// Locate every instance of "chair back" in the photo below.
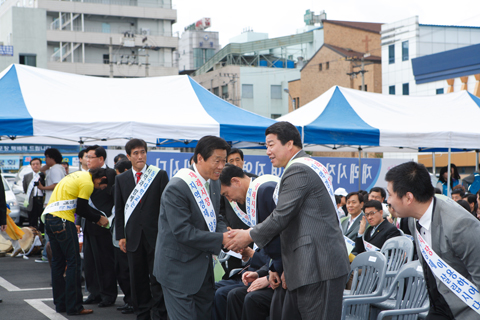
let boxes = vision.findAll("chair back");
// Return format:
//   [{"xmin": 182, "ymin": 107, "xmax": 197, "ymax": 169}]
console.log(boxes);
[
  {"xmin": 344, "ymin": 251, "xmax": 387, "ymax": 319},
  {"xmin": 380, "ymin": 236, "xmax": 414, "ymax": 292}
]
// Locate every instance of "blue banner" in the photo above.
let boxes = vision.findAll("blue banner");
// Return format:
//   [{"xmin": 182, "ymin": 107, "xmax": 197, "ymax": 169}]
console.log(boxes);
[
  {"xmin": 147, "ymin": 151, "xmax": 408, "ymax": 193},
  {"xmin": 0, "ymin": 156, "xmax": 20, "ymax": 170},
  {"xmin": 0, "ymin": 144, "xmax": 80, "ymax": 154}
]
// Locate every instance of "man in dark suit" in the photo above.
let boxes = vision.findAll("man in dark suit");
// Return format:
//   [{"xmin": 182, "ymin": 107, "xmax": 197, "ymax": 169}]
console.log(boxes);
[
  {"xmin": 115, "ymin": 139, "xmax": 169, "ymax": 320},
  {"xmin": 153, "ymin": 136, "xmax": 230, "ymax": 320},
  {"xmin": 220, "ymin": 164, "xmax": 283, "ymax": 320},
  {"xmin": 386, "ymin": 161, "xmax": 480, "ymax": 320},
  {"xmin": 81, "ymin": 145, "xmax": 118, "ymax": 307},
  {"xmin": 226, "ymin": 122, "xmax": 350, "ymax": 320},
  {"xmin": 355, "ymin": 200, "xmax": 401, "ymax": 254},
  {"xmin": 23, "ymin": 158, "xmax": 45, "ymax": 231},
  {"xmin": 219, "ymin": 148, "xmax": 258, "ymax": 278}
]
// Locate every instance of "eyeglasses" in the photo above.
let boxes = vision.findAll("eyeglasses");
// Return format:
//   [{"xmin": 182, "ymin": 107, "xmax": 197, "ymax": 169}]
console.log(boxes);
[
  {"xmin": 86, "ymin": 156, "xmax": 98, "ymax": 159},
  {"xmin": 364, "ymin": 210, "xmax": 379, "ymax": 217}
]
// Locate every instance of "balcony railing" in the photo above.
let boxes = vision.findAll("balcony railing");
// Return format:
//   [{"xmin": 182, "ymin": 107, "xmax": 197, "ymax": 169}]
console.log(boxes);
[
  {"xmin": 50, "ymin": 21, "xmax": 172, "ymax": 37},
  {"xmin": 51, "ymin": 0, "xmax": 172, "ymax": 9}
]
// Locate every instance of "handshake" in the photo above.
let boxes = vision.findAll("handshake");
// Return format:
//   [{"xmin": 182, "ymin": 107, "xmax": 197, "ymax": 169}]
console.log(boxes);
[{"xmin": 222, "ymin": 228, "xmax": 254, "ymax": 253}]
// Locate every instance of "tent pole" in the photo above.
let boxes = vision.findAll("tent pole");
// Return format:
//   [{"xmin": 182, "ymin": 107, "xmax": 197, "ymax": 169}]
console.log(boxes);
[
  {"xmin": 447, "ymin": 148, "xmax": 451, "ymax": 198},
  {"xmin": 476, "ymin": 150, "xmax": 479, "ymax": 172},
  {"xmin": 432, "ymin": 152, "xmax": 436, "ymax": 175},
  {"xmin": 358, "ymin": 147, "xmax": 362, "ymax": 191}
]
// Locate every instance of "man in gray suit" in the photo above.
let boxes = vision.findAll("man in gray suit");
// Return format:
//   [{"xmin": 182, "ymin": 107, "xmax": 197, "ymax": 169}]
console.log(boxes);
[
  {"xmin": 226, "ymin": 122, "xmax": 350, "ymax": 320},
  {"xmin": 154, "ymin": 136, "xmax": 230, "ymax": 320},
  {"xmin": 386, "ymin": 161, "xmax": 480, "ymax": 320},
  {"xmin": 341, "ymin": 192, "xmax": 365, "ymax": 241}
]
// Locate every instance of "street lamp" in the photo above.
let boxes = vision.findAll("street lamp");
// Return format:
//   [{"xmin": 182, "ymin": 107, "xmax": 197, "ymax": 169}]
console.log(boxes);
[{"xmin": 284, "ymin": 88, "xmax": 295, "ymax": 110}]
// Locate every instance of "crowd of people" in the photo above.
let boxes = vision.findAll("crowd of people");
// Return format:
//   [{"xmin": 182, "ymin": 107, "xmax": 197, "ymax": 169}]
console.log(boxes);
[{"xmin": 2, "ymin": 121, "xmax": 480, "ymax": 319}]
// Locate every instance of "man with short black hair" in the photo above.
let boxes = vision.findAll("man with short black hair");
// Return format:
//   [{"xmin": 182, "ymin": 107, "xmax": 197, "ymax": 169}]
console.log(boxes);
[
  {"xmin": 451, "ymin": 188, "xmax": 465, "ymax": 201},
  {"xmin": 39, "ymin": 148, "xmax": 66, "ymax": 207},
  {"xmin": 226, "ymin": 122, "xmax": 350, "ymax": 320},
  {"xmin": 341, "ymin": 192, "xmax": 365, "ymax": 241},
  {"xmin": 386, "ymin": 161, "xmax": 480, "ymax": 319},
  {"xmin": 114, "ymin": 154, "xmax": 127, "ymax": 165},
  {"xmin": 82, "ymin": 145, "xmax": 118, "ymax": 308},
  {"xmin": 23, "ymin": 158, "xmax": 45, "ymax": 230},
  {"xmin": 227, "ymin": 148, "xmax": 246, "ymax": 170},
  {"xmin": 355, "ymin": 200, "xmax": 401, "ymax": 254},
  {"xmin": 43, "ymin": 168, "xmax": 109, "ymax": 316},
  {"xmin": 78, "ymin": 149, "xmax": 88, "ymax": 171},
  {"xmin": 154, "ymin": 135, "xmax": 230, "ymax": 320},
  {"xmin": 115, "ymin": 139, "xmax": 169, "ymax": 320}
]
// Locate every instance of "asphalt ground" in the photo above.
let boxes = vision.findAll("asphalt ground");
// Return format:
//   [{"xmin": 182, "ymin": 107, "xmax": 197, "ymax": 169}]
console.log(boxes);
[{"xmin": 0, "ymin": 252, "xmax": 136, "ymax": 320}]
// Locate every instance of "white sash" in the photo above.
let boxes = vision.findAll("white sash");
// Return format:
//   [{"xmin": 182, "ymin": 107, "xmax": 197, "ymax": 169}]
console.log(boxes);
[
  {"xmin": 230, "ymin": 175, "xmax": 280, "ymax": 228},
  {"xmin": 344, "ymin": 235, "xmax": 355, "ymax": 254},
  {"xmin": 417, "ymin": 230, "xmax": 480, "ymax": 313},
  {"xmin": 175, "ymin": 168, "xmax": 216, "ymax": 232},
  {"xmin": 272, "ymin": 157, "xmax": 336, "ymax": 211},
  {"xmin": 124, "ymin": 166, "xmax": 160, "ymax": 227},
  {"xmin": 24, "ymin": 173, "xmax": 41, "ymax": 207},
  {"xmin": 41, "ymin": 199, "xmax": 77, "ymax": 223},
  {"xmin": 363, "ymin": 239, "xmax": 380, "ymax": 252},
  {"xmin": 88, "ymin": 198, "xmax": 115, "ymax": 229}
]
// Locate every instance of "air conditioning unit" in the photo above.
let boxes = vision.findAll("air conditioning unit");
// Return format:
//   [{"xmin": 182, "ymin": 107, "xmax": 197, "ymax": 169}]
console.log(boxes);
[{"xmin": 140, "ymin": 28, "xmax": 150, "ymax": 36}]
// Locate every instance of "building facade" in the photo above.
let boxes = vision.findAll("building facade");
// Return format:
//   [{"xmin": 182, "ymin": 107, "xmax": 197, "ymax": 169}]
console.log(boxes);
[
  {"xmin": 381, "ymin": 16, "xmax": 480, "ymax": 96},
  {"xmin": 0, "ymin": 0, "xmax": 178, "ymax": 77}
]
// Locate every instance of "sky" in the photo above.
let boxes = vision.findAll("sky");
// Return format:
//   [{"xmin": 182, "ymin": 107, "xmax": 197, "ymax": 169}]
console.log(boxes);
[{"xmin": 172, "ymin": 0, "xmax": 480, "ymax": 46}]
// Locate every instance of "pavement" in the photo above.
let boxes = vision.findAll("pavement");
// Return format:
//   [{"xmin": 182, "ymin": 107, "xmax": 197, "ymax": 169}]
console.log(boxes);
[{"xmin": 0, "ymin": 252, "xmax": 136, "ymax": 320}]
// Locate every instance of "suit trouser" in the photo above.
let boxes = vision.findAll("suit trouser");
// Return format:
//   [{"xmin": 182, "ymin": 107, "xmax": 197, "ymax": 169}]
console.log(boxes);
[
  {"xmin": 28, "ymin": 197, "xmax": 44, "ymax": 232},
  {"xmin": 162, "ymin": 265, "xmax": 215, "ymax": 320},
  {"xmin": 212, "ymin": 279, "xmax": 243, "ymax": 320},
  {"xmin": 226, "ymin": 286, "xmax": 273, "ymax": 320},
  {"xmin": 114, "ymin": 246, "xmax": 132, "ymax": 305},
  {"xmin": 127, "ymin": 232, "xmax": 167, "ymax": 320},
  {"xmin": 83, "ymin": 231, "xmax": 118, "ymax": 302},
  {"xmin": 282, "ymin": 274, "xmax": 348, "ymax": 320}
]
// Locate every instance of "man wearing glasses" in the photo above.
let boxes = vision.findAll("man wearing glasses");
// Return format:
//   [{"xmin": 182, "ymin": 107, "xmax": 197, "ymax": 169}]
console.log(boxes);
[{"xmin": 355, "ymin": 200, "xmax": 401, "ymax": 254}]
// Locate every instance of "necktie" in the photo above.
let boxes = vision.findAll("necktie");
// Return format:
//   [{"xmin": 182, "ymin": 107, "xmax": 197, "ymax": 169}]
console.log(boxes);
[
  {"xmin": 136, "ymin": 172, "xmax": 142, "ymax": 184},
  {"xmin": 204, "ymin": 181, "xmax": 210, "ymax": 195}
]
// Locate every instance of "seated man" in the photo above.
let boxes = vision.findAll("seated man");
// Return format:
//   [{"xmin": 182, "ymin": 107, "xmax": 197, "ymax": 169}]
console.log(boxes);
[
  {"xmin": 355, "ymin": 200, "xmax": 401, "ymax": 253},
  {"xmin": 341, "ymin": 192, "xmax": 365, "ymax": 241}
]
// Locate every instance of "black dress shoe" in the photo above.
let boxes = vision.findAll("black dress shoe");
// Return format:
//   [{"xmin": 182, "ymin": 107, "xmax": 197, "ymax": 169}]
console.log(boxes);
[
  {"xmin": 121, "ymin": 305, "xmax": 134, "ymax": 314},
  {"xmin": 116, "ymin": 303, "xmax": 129, "ymax": 311},
  {"xmin": 67, "ymin": 308, "xmax": 94, "ymax": 315},
  {"xmin": 98, "ymin": 300, "xmax": 115, "ymax": 308},
  {"xmin": 83, "ymin": 296, "xmax": 101, "ymax": 304}
]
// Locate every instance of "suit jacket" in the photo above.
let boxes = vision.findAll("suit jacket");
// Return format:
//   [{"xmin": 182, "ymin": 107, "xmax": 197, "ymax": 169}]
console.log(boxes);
[
  {"xmin": 220, "ymin": 171, "xmax": 258, "ymax": 230},
  {"xmin": 23, "ymin": 172, "xmax": 44, "ymax": 211},
  {"xmin": 84, "ymin": 167, "xmax": 117, "ymax": 236},
  {"xmin": 355, "ymin": 219, "xmax": 401, "ymax": 254},
  {"xmin": 250, "ymin": 151, "xmax": 350, "ymax": 291},
  {"xmin": 153, "ymin": 166, "xmax": 227, "ymax": 295},
  {"xmin": 114, "ymin": 166, "xmax": 169, "ymax": 252},
  {"xmin": 341, "ymin": 213, "xmax": 365, "ymax": 241},
  {"xmin": 410, "ymin": 195, "xmax": 480, "ymax": 319}
]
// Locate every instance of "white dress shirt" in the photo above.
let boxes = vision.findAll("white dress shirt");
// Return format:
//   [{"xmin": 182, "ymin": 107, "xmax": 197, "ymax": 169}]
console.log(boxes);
[
  {"xmin": 132, "ymin": 164, "xmax": 147, "ymax": 184},
  {"xmin": 417, "ymin": 198, "xmax": 434, "ymax": 245}
]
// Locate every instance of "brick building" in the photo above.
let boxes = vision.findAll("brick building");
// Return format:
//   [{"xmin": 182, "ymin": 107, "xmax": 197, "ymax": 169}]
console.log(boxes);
[{"xmin": 288, "ymin": 20, "xmax": 383, "ymax": 111}]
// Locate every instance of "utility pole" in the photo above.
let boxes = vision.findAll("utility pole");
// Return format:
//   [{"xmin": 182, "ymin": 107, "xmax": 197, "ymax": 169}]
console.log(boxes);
[
  {"xmin": 109, "ymin": 37, "xmax": 113, "ymax": 78},
  {"xmin": 346, "ymin": 53, "xmax": 369, "ymax": 91},
  {"xmin": 145, "ymin": 47, "xmax": 149, "ymax": 77}
]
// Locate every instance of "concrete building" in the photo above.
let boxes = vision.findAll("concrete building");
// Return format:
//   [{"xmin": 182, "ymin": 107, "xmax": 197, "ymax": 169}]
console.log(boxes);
[
  {"xmin": 288, "ymin": 20, "xmax": 383, "ymax": 111},
  {"xmin": 191, "ymin": 10, "xmax": 326, "ymax": 119},
  {"xmin": 381, "ymin": 16, "xmax": 480, "ymax": 96},
  {"xmin": 0, "ymin": 0, "xmax": 178, "ymax": 77},
  {"xmin": 177, "ymin": 18, "xmax": 220, "ymax": 74}
]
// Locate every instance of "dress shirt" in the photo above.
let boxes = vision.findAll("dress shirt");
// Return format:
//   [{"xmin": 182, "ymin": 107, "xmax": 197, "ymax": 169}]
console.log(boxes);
[
  {"xmin": 347, "ymin": 213, "xmax": 362, "ymax": 231},
  {"xmin": 416, "ymin": 198, "xmax": 434, "ymax": 245},
  {"xmin": 132, "ymin": 164, "xmax": 147, "ymax": 184}
]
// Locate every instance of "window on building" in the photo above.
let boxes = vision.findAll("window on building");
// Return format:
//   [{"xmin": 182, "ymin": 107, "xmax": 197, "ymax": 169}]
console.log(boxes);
[
  {"xmin": 358, "ymin": 85, "xmax": 368, "ymax": 91},
  {"xmin": 326, "ymin": 62, "xmax": 329, "ymax": 69},
  {"xmin": 102, "ymin": 23, "xmax": 110, "ymax": 33},
  {"xmin": 271, "ymin": 85, "xmax": 282, "ymax": 99},
  {"xmin": 213, "ymin": 87, "xmax": 219, "ymax": 96},
  {"xmin": 389, "ymin": 44, "xmax": 395, "ymax": 64},
  {"xmin": 103, "ymin": 54, "xmax": 109, "ymax": 64},
  {"xmin": 319, "ymin": 63, "xmax": 322, "ymax": 71},
  {"xmin": 271, "ymin": 114, "xmax": 282, "ymax": 119},
  {"xmin": 222, "ymin": 85, "xmax": 228, "ymax": 99},
  {"xmin": 242, "ymin": 84, "xmax": 253, "ymax": 99},
  {"xmin": 403, "ymin": 83, "xmax": 409, "ymax": 95},
  {"xmin": 193, "ymin": 48, "xmax": 215, "ymax": 69},
  {"xmin": 19, "ymin": 54, "xmax": 36, "ymax": 67},
  {"xmin": 436, "ymin": 88, "xmax": 444, "ymax": 94},
  {"xmin": 402, "ymin": 41, "xmax": 409, "ymax": 61},
  {"xmin": 389, "ymin": 85, "xmax": 395, "ymax": 95},
  {"xmin": 296, "ymin": 97, "xmax": 300, "ymax": 109}
]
